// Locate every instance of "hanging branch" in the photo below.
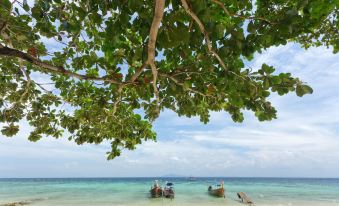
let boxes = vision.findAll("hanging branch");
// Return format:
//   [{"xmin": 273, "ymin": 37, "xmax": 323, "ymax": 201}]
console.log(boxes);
[{"xmin": 146, "ymin": 0, "xmax": 166, "ymax": 118}]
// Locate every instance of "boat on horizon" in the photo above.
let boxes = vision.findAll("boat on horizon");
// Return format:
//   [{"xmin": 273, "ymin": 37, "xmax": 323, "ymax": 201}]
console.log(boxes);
[
  {"xmin": 150, "ymin": 180, "xmax": 163, "ymax": 198},
  {"xmin": 163, "ymin": 181, "xmax": 175, "ymax": 199},
  {"xmin": 208, "ymin": 181, "xmax": 225, "ymax": 198},
  {"xmin": 187, "ymin": 176, "xmax": 197, "ymax": 181}
]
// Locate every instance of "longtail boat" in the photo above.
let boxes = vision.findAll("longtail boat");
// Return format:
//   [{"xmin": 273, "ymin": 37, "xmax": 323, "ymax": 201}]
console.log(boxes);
[
  {"xmin": 150, "ymin": 180, "xmax": 163, "ymax": 198},
  {"xmin": 208, "ymin": 181, "xmax": 225, "ymax": 198},
  {"xmin": 163, "ymin": 182, "xmax": 175, "ymax": 199}
]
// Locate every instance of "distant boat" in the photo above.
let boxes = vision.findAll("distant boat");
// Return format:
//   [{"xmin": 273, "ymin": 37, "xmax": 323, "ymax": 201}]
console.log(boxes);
[
  {"xmin": 208, "ymin": 181, "xmax": 225, "ymax": 198},
  {"xmin": 163, "ymin": 182, "xmax": 175, "ymax": 199},
  {"xmin": 187, "ymin": 176, "xmax": 197, "ymax": 181},
  {"xmin": 150, "ymin": 180, "xmax": 163, "ymax": 198}
]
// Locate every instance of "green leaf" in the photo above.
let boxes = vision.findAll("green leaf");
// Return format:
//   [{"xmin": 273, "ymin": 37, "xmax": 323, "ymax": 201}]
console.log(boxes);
[
  {"xmin": 296, "ymin": 84, "xmax": 313, "ymax": 97},
  {"xmin": 23, "ymin": 0, "xmax": 30, "ymax": 11},
  {"xmin": 215, "ymin": 24, "xmax": 225, "ymax": 39},
  {"xmin": 1, "ymin": 124, "xmax": 19, "ymax": 137},
  {"xmin": 262, "ymin": 64, "xmax": 275, "ymax": 74},
  {"xmin": 247, "ymin": 21, "xmax": 256, "ymax": 33},
  {"xmin": 28, "ymin": 132, "xmax": 42, "ymax": 142}
]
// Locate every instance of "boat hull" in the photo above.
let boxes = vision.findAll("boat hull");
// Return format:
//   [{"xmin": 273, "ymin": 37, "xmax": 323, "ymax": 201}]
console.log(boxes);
[
  {"xmin": 208, "ymin": 187, "xmax": 225, "ymax": 197},
  {"xmin": 150, "ymin": 187, "xmax": 163, "ymax": 198},
  {"xmin": 163, "ymin": 188, "xmax": 175, "ymax": 199}
]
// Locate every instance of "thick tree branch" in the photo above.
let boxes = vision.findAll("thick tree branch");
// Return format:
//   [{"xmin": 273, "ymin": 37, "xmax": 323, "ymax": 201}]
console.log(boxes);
[
  {"xmin": 180, "ymin": 0, "xmax": 228, "ymax": 71},
  {"xmin": 211, "ymin": 0, "xmax": 274, "ymax": 24},
  {"xmin": 147, "ymin": 0, "xmax": 166, "ymax": 117},
  {"xmin": 0, "ymin": 46, "xmax": 122, "ymax": 85}
]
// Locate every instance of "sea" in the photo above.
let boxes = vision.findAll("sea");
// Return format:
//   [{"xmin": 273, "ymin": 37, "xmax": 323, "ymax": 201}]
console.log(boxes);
[{"xmin": 1, "ymin": 177, "xmax": 339, "ymax": 206}]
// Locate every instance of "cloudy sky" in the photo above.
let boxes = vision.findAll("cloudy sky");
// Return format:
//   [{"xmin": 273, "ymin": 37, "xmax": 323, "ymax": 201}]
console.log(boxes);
[{"xmin": 1, "ymin": 43, "xmax": 339, "ymax": 178}]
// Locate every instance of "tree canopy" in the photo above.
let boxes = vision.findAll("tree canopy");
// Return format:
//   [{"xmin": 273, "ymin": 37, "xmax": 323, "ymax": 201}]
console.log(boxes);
[{"xmin": 0, "ymin": 0, "xmax": 338, "ymax": 159}]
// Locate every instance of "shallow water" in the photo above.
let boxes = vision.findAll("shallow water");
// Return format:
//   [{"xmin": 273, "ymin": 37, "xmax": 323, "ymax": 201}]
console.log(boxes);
[{"xmin": 1, "ymin": 178, "xmax": 339, "ymax": 205}]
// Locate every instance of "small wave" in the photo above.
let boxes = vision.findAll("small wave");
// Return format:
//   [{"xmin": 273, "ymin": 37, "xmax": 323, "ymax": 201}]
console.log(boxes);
[
  {"xmin": 0, "ymin": 201, "xmax": 31, "ymax": 206},
  {"xmin": 0, "ymin": 197, "xmax": 48, "ymax": 206},
  {"xmin": 30, "ymin": 197, "xmax": 49, "ymax": 201}
]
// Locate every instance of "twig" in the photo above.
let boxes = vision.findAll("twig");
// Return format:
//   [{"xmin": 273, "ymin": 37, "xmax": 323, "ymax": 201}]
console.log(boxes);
[
  {"xmin": 211, "ymin": 0, "xmax": 274, "ymax": 24},
  {"xmin": 112, "ymin": 84, "xmax": 123, "ymax": 115},
  {"xmin": 19, "ymin": 66, "xmax": 31, "ymax": 103},
  {"xmin": 129, "ymin": 62, "xmax": 148, "ymax": 82},
  {"xmin": 159, "ymin": 73, "xmax": 210, "ymax": 97}
]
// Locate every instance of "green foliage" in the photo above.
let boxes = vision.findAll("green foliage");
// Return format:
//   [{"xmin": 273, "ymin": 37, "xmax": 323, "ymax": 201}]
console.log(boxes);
[
  {"xmin": 1, "ymin": 123, "xmax": 19, "ymax": 137},
  {"xmin": 0, "ymin": 0, "xmax": 337, "ymax": 159}
]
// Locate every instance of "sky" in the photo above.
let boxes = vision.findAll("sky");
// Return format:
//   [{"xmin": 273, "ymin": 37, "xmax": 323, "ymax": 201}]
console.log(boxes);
[{"xmin": 1, "ymin": 43, "xmax": 339, "ymax": 178}]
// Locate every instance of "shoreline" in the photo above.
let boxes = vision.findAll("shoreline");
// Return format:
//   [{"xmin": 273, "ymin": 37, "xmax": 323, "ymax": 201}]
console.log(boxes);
[{"xmin": 1, "ymin": 178, "xmax": 339, "ymax": 206}]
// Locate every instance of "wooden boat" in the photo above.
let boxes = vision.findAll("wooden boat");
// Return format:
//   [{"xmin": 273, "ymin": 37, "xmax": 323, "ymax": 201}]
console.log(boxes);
[
  {"xmin": 150, "ymin": 180, "xmax": 163, "ymax": 198},
  {"xmin": 163, "ymin": 182, "xmax": 175, "ymax": 199},
  {"xmin": 208, "ymin": 181, "xmax": 225, "ymax": 198}
]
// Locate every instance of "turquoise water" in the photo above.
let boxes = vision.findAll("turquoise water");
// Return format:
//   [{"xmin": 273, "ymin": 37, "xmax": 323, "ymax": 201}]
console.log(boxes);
[{"xmin": 1, "ymin": 178, "xmax": 339, "ymax": 206}]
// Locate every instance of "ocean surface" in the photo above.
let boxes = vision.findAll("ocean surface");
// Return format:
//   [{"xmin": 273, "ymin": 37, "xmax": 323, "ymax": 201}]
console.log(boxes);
[{"xmin": 1, "ymin": 177, "xmax": 339, "ymax": 206}]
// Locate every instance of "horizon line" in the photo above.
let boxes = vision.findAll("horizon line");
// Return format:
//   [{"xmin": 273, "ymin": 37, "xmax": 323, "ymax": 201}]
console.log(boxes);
[{"xmin": 1, "ymin": 176, "xmax": 339, "ymax": 179}]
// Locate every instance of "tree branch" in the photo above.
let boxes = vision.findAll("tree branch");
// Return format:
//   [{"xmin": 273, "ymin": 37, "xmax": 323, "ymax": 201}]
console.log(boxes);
[
  {"xmin": 0, "ymin": 21, "xmax": 7, "ymax": 34},
  {"xmin": 180, "ymin": 0, "xmax": 228, "ymax": 71},
  {"xmin": 159, "ymin": 73, "xmax": 210, "ymax": 97},
  {"xmin": 147, "ymin": 0, "xmax": 166, "ymax": 117},
  {"xmin": 0, "ymin": 46, "xmax": 122, "ymax": 85},
  {"xmin": 129, "ymin": 62, "xmax": 147, "ymax": 83},
  {"xmin": 2, "ymin": 33, "xmax": 32, "ymax": 108}
]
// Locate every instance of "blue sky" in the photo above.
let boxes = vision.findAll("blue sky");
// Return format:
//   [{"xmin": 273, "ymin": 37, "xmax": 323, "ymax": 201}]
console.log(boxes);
[{"xmin": 1, "ymin": 43, "xmax": 339, "ymax": 178}]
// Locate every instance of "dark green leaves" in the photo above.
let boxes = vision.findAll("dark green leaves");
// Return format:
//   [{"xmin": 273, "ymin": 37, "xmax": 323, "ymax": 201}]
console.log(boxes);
[{"xmin": 0, "ymin": 0, "xmax": 12, "ymax": 11}]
